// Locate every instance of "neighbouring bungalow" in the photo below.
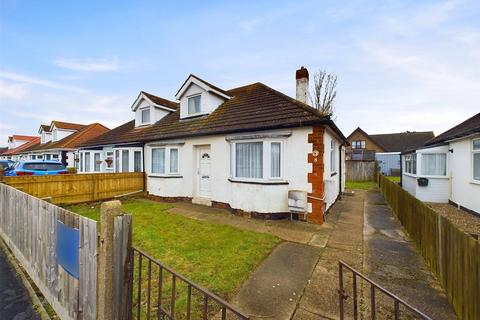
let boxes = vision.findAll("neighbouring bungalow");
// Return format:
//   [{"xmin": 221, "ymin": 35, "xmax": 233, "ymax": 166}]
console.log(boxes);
[
  {"xmin": 401, "ymin": 112, "xmax": 480, "ymax": 215},
  {"xmin": 19, "ymin": 121, "xmax": 110, "ymax": 167},
  {"xmin": 346, "ymin": 127, "xmax": 434, "ymax": 176},
  {"xmin": 0, "ymin": 135, "xmax": 40, "ymax": 161},
  {"xmin": 78, "ymin": 67, "xmax": 348, "ymax": 224}
]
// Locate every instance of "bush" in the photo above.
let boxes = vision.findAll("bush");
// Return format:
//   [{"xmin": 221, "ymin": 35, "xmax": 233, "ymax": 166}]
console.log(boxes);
[{"xmin": 67, "ymin": 167, "xmax": 77, "ymax": 174}]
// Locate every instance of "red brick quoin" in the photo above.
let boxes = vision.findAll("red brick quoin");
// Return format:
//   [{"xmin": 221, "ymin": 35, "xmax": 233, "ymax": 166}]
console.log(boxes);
[{"xmin": 307, "ymin": 125, "xmax": 325, "ymax": 224}]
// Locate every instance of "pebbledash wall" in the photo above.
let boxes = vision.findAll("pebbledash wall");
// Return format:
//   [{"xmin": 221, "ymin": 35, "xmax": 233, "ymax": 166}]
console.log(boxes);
[{"xmin": 145, "ymin": 126, "xmax": 344, "ymax": 220}]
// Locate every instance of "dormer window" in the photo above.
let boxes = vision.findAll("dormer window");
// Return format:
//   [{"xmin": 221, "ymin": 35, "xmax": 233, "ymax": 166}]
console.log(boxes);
[
  {"xmin": 188, "ymin": 95, "xmax": 201, "ymax": 115},
  {"xmin": 141, "ymin": 108, "xmax": 151, "ymax": 124}
]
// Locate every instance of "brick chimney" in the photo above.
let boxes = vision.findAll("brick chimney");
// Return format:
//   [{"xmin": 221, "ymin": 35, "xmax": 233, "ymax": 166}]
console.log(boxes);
[{"xmin": 296, "ymin": 66, "xmax": 309, "ymax": 104}]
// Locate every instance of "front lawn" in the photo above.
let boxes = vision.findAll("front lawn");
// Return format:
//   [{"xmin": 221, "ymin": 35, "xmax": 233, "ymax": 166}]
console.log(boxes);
[
  {"xmin": 345, "ymin": 180, "xmax": 377, "ymax": 190},
  {"xmin": 68, "ymin": 198, "xmax": 280, "ymax": 318}
]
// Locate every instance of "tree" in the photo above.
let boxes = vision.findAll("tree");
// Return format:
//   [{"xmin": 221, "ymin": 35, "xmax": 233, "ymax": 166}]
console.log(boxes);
[{"xmin": 310, "ymin": 70, "xmax": 337, "ymax": 117}]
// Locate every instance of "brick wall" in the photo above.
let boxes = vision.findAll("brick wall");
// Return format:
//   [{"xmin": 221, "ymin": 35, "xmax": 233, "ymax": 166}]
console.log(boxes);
[{"xmin": 307, "ymin": 125, "xmax": 325, "ymax": 224}]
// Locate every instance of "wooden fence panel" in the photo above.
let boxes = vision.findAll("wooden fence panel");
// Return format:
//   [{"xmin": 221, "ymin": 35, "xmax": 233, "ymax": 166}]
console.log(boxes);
[
  {"xmin": 346, "ymin": 160, "xmax": 376, "ymax": 181},
  {"xmin": 2, "ymin": 172, "xmax": 144, "ymax": 205},
  {"xmin": 377, "ymin": 174, "xmax": 480, "ymax": 320},
  {"xmin": 0, "ymin": 183, "xmax": 98, "ymax": 320}
]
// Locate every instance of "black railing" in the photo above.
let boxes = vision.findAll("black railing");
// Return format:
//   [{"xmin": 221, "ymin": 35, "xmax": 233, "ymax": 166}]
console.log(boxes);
[
  {"xmin": 131, "ymin": 247, "xmax": 250, "ymax": 320},
  {"xmin": 338, "ymin": 260, "xmax": 432, "ymax": 320}
]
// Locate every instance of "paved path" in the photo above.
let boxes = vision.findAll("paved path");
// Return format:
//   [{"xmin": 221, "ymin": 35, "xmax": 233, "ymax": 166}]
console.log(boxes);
[
  {"xmin": 293, "ymin": 189, "xmax": 456, "ymax": 320},
  {"xmin": 233, "ymin": 242, "xmax": 320, "ymax": 320},
  {"xmin": 0, "ymin": 247, "xmax": 40, "ymax": 320}
]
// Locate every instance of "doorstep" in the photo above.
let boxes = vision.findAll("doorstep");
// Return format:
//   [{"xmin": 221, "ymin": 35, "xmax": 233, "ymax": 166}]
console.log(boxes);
[{"xmin": 192, "ymin": 197, "xmax": 212, "ymax": 206}]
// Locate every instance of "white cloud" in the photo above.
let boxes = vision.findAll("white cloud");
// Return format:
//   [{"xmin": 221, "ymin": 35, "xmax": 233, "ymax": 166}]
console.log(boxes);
[
  {"xmin": 0, "ymin": 71, "xmax": 88, "ymax": 93},
  {"xmin": 54, "ymin": 56, "xmax": 120, "ymax": 72},
  {"xmin": 0, "ymin": 79, "xmax": 28, "ymax": 100}
]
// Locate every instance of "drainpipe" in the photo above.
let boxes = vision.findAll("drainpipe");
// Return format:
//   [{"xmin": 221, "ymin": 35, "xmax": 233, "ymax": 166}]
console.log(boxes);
[
  {"xmin": 339, "ymin": 143, "xmax": 343, "ymax": 194},
  {"xmin": 399, "ymin": 154, "xmax": 403, "ymax": 187},
  {"xmin": 142, "ymin": 143, "xmax": 147, "ymax": 195}
]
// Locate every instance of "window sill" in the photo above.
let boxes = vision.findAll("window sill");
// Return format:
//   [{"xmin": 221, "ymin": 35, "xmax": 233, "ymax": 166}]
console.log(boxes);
[
  {"xmin": 470, "ymin": 180, "xmax": 480, "ymax": 186},
  {"xmin": 148, "ymin": 174, "xmax": 183, "ymax": 179},
  {"xmin": 228, "ymin": 178, "xmax": 288, "ymax": 185}
]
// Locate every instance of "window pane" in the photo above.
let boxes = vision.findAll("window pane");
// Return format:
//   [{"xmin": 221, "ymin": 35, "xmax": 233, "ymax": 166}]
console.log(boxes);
[
  {"xmin": 134, "ymin": 151, "xmax": 142, "ymax": 172},
  {"xmin": 94, "ymin": 153, "xmax": 101, "ymax": 172},
  {"xmin": 474, "ymin": 139, "xmax": 480, "ymax": 150},
  {"xmin": 421, "ymin": 154, "xmax": 446, "ymax": 176},
  {"xmin": 474, "ymin": 153, "xmax": 480, "ymax": 180},
  {"xmin": 271, "ymin": 143, "xmax": 281, "ymax": 177},
  {"xmin": 331, "ymin": 141, "xmax": 336, "ymax": 172},
  {"xmin": 122, "ymin": 150, "xmax": 129, "ymax": 172},
  {"xmin": 188, "ymin": 95, "xmax": 201, "ymax": 114},
  {"xmin": 85, "ymin": 152, "xmax": 90, "ymax": 172},
  {"xmin": 152, "ymin": 148, "xmax": 165, "ymax": 174},
  {"xmin": 412, "ymin": 154, "xmax": 417, "ymax": 175},
  {"xmin": 170, "ymin": 149, "xmax": 178, "ymax": 173},
  {"xmin": 141, "ymin": 109, "xmax": 150, "ymax": 123},
  {"xmin": 106, "ymin": 152, "xmax": 113, "ymax": 168},
  {"xmin": 115, "ymin": 150, "xmax": 120, "ymax": 172},
  {"xmin": 235, "ymin": 142, "xmax": 263, "ymax": 178}
]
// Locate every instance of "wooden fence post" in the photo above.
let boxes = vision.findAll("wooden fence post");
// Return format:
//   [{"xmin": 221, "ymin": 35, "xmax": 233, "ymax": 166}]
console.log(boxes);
[{"xmin": 97, "ymin": 200, "xmax": 133, "ymax": 320}]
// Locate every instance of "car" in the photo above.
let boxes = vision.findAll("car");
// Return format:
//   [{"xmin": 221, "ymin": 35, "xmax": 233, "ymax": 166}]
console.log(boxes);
[
  {"xmin": 3, "ymin": 160, "xmax": 68, "ymax": 176},
  {"xmin": 0, "ymin": 160, "xmax": 15, "ymax": 171}
]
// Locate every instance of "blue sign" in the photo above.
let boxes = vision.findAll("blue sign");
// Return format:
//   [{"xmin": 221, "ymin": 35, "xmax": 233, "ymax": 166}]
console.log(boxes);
[{"xmin": 56, "ymin": 220, "xmax": 79, "ymax": 279}]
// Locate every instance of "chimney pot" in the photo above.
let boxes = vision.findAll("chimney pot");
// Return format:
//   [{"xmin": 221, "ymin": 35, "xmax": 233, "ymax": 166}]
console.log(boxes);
[{"xmin": 296, "ymin": 66, "xmax": 309, "ymax": 104}]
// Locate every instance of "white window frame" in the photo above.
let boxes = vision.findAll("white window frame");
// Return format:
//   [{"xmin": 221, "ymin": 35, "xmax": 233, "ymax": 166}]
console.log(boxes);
[
  {"xmin": 105, "ymin": 151, "xmax": 114, "ymax": 170},
  {"xmin": 187, "ymin": 94, "xmax": 202, "ymax": 115},
  {"xmin": 420, "ymin": 153, "xmax": 447, "ymax": 177},
  {"xmin": 150, "ymin": 146, "xmax": 180, "ymax": 176},
  {"xmin": 472, "ymin": 138, "xmax": 480, "ymax": 183},
  {"xmin": 230, "ymin": 139, "xmax": 285, "ymax": 182},
  {"xmin": 330, "ymin": 139, "xmax": 337, "ymax": 173},
  {"xmin": 403, "ymin": 153, "xmax": 417, "ymax": 176},
  {"xmin": 140, "ymin": 107, "xmax": 151, "ymax": 125},
  {"xmin": 93, "ymin": 152, "xmax": 102, "ymax": 172},
  {"xmin": 113, "ymin": 147, "xmax": 143, "ymax": 173}
]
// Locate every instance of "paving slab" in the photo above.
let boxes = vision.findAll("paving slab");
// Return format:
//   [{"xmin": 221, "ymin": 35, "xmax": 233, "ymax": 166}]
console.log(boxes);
[
  {"xmin": 232, "ymin": 242, "xmax": 320, "ymax": 320},
  {"xmin": 363, "ymin": 190, "xmax": 457, "ymax": 320}
]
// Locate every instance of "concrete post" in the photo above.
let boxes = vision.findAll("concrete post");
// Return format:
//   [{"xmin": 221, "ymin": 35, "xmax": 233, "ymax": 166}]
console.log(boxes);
[{"xmin": 97, "ymin": 200, "xmax": 132, "ymax": 320}]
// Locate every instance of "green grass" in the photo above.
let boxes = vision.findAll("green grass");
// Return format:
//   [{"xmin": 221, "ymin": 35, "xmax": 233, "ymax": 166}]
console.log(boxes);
[
  {"xmin": 345, "ymin": 180, "xmax": 377, "ymax": 190},
  {"xmin": 386, "ymin": 176, "xmax": 400, "ymax": 183},
  {"xmin": 67, "ymin": 198, "xmax": 279, "ymax": 318}
]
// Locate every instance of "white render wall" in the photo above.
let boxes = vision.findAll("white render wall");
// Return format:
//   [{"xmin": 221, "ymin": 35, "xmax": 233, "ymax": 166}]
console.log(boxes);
[
  {"xmin": 134, "ymin": 99, "xmax": 171, "ymax": 127},
  {"xmin": 449, "ymin": 136, "xmax": 480, "ymax": 213},
  {"xmin": 401, "ymin": 145, "xmax": 450, "ymax": 203},
  {"xmin": 145, "ymin": 127, "xmax": 314, "ymax": 214},
  {"xmin": 323, "ymin": 128, "xmax": 344, "ymax": 211}
]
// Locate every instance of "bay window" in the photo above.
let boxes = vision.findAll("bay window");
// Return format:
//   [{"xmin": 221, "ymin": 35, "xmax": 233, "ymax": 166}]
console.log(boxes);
[
  {"xmin": 231, "ymin": 140, "xmax": 284, "ymax": 181},
  {"xmin": 421, "ymin": 153, "xmax": 446, "ymax": 176},
  {"xmin": 151, "ymin": 147, "xmax": 179, "ymax": 175},
  {"xmin": 473, "ymin": 139, "xmax": 480, "ymax": 181},
  {"xmin": 114, "ymin": 148, "xmax": 143, "ymax": 173}
]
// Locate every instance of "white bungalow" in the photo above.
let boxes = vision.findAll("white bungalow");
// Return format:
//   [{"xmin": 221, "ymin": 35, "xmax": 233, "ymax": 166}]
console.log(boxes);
[{"xmin": 401, "ymin": 112, "xmax": 480, "ymax": 215}]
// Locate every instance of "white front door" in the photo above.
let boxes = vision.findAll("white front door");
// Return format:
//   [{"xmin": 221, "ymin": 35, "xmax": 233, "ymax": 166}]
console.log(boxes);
[{"xmin": 198, "ymin": 147, "xmax": 212, "ymax": 198}]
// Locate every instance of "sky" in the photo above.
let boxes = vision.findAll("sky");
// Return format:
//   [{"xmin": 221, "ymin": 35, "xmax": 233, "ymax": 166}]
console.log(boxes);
[{"xmin": 0, "ymin": 0, "xmax": 479, "ymax": 145}]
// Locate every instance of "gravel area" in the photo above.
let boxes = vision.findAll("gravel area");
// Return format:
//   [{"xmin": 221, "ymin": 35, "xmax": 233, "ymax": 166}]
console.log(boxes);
[{"xmin": 427, "ymin": 203, "xmax": 480, "ymax": 236}]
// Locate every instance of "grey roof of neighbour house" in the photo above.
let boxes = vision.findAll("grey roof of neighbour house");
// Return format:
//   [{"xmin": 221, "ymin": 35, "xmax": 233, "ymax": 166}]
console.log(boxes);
[
  {"xmin": 370, "ymin": 131, "xmax": 435, "ymax": 153},
  {"xmin": 425, "ymin": 112, "xmax": 480, "ymax": 146}
]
